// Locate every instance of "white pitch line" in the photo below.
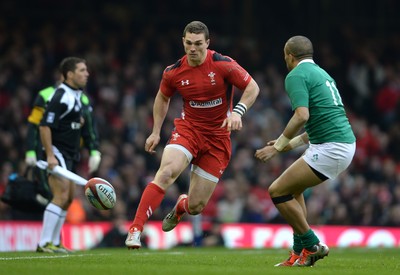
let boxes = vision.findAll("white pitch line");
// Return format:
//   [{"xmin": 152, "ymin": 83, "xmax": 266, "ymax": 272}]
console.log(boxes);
[
  {"xmin": 132, "ymin": 250, "xmax": 272, "ymax": 256},
  {"xmin": 135, "ymin": 251, "xmax": 184, "ymax": 256},
  {"xmin": 0, "ymin": 253, "xmax": 111, "ymax": 261}
]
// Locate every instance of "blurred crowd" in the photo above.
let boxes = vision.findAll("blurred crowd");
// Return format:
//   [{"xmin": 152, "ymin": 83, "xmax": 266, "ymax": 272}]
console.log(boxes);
[{"xmin": 1, "ymin": 1, "xmax": 400, "ymax": 229}]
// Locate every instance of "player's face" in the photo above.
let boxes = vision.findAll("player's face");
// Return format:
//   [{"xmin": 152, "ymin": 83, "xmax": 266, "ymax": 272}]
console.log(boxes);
[
  {"xmin": 182, "ymin": 32, "xmax": 209, "ymax": 66},
  {"xmin": 69, "ymin": 62, "xmax": 89, "ymax": 88}
]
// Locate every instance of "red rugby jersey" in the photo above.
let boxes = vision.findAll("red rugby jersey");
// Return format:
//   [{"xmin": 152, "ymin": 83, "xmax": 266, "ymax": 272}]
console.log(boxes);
[{"xmin": 160, "ymin": 49, "xmax": 252, "ymax": 134}]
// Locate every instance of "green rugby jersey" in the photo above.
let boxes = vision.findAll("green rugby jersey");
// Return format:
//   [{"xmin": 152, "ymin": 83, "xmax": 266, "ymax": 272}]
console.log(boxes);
[{"xmin": 285, "ymin": 60, "xmax": 356, "ymax": 144}]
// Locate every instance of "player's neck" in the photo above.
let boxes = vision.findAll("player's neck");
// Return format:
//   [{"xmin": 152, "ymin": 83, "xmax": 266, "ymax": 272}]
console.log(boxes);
[
  {"xmin": 63, "ymin": 81, "xmax": 81, "ymax": 91},
  {"xmin": 187, "ymin": 50, "xmax": 208, "ymax": 67}
]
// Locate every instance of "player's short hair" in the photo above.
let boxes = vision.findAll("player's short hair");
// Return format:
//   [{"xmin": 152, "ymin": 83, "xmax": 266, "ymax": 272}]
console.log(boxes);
[
  {"xmin": 59, "ymin": 57, "xmax": 86, "ymax": 79},
  {"xmin": 286, "ymin": 36, "xmax": 313, "ymax": 59},
  {"xmin": 183, "ymin": 21, "xmax": 209, "ymax": 40}
]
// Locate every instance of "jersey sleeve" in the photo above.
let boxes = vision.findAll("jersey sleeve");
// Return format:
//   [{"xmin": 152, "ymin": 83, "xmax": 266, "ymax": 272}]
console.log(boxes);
[
  {"xmin": 26, "ymin": 87, "xmax": 56, "ymax": 152},
  {"xmin": 219, "ymin": 60, "xmax": 252, "ymax": 91},
  {"xmin": 25, "ymin": 121, "xmax": 40, "ymax": 152},
  {"xmin": 159, "ymin": 68, "xmax": 175, "ymax": 97},
  {"xmin": 80, "ymin": 95, "xmax": 100, "ymax": 151},
  {"xmin": 27, "ymin": 93, "xmax": 47, "ymax": 125},
  {"xmin": 285, "ymin": 74, "xmax": 309, "ymax": 110}
]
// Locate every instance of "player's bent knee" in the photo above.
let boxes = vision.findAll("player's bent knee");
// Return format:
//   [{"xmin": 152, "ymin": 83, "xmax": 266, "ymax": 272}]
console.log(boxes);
[
  {"xmin": 268, "ymin": 183, "xmax": 282, "ymax": 197},
  {"xmin": 271, "ymin": 194, "xmax": 294, "ymax": 205},
  {"xmin": 188, "ymin": 202, "xmax": 206, "ymax": 215},
  {"xmin": 156, "ymin": 168, "xmax": 179, "ymax": 187},
  {"xmin": 188, "ymin": 206, "xmax": 202, "ymax": 215}
]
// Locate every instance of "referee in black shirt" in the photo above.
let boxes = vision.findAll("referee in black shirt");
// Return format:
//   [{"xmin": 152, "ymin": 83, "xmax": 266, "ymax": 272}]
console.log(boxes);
[{"xmin": 36, "ymin": 57, "xmax": 89, "ymax": 253}]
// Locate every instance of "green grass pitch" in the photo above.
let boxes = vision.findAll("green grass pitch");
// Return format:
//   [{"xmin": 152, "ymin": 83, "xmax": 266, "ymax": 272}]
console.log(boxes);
[{"xmin": 1, "ymin": 247, "xmax": 398, "ymax": 275}]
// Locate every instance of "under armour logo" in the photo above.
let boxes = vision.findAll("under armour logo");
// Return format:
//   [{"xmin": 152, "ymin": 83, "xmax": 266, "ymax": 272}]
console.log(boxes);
[
  {"xmin": 181, "ymin": 80, "xmax": 189, "ymax": 86},
  {"xmin": 312, "ymin": 154, "xmax": 319, "ymax": 161}
]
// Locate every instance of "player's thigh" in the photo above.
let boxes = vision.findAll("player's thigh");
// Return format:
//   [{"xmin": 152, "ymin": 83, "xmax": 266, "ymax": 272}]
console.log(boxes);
[
  {"xmin": 193, "ymin": 135, "xmax": 231, "ymax": 179},
  {"xmin": 154, "ymin": 146, "xmax": 190, "ymax": 186},
  {"xmin": 187, "ymin": 172, "xmax": 217, "ymax": 207},
  {"xmin": 67, "ymin": 180, "xmax": 75, "ymax": 201},
  {"xmin": 269, "ymin": 158, "xmax": 322, "ymax": 196},
  {"xmin": 48, "ymin": 175, "xmax": 70, "ymax": 196}
]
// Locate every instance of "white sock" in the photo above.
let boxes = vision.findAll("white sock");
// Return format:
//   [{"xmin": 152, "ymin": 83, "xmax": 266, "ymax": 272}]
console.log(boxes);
[
  {"xmin": 52, "ymin": 210, "xmax": 67, "ymax": 246},
  {"xmin": 39, "ymin": 203, "xmax": 63, "ymax": 247}
]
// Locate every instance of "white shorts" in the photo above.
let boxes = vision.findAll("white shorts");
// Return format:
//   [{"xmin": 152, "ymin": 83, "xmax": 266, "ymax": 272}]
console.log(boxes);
[{"xmin": 302, "ymin": 142, "xmax": 356, "ymax": 179}]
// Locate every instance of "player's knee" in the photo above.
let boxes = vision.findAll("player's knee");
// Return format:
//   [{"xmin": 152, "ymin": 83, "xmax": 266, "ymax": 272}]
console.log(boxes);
[
  {"xmin": 188, "ymin": 200, "xmax": 206, "ymax": 215},
  {"xmin": 156, "ymin": 168, "xmax": 178, "ymax": 186},
  {"xmin": 66, "ymin": 196, "xmax": 74, "ymax": 205},
  {"xmin": 268, "ymin": 183, "xmax": 287, "ymax": 198},
  {"xmin": 268, "ymin": 181, "xmax": 294, "ymax": 204},
  {"xmin": 60, "ymin": 199, "xmax": 73, "ymax": 210}
]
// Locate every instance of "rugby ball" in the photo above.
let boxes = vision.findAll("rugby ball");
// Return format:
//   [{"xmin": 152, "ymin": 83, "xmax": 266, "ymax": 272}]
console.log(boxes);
[{"xmin": 84, "ymin": 177, "xmax": 116, "ymax": 210}]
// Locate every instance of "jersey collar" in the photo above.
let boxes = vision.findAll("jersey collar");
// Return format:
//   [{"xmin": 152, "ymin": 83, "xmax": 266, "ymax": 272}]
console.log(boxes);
[{"xmin": 297, "ymin": 59, "xmax": 315, "ymax": 66}]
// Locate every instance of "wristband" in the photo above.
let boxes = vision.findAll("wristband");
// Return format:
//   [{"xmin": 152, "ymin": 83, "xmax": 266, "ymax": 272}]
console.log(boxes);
[
  {"xmin": 288, "ymin": 135, "xmax": 306, "ymax": 149},
  {"xmin": 90, "ymin": 150, "xmax": 101, "ymax": 156},
  {"xmin": 273, "ymin": 134, "xmax": 290, "ymax": 151},
  {"xmin": 26, "ymin": 150, "xmax": 36, "ymax": 157},
  {"xmin": 232, "ymin": 102, "xmax": 248, "ymax": 117}
]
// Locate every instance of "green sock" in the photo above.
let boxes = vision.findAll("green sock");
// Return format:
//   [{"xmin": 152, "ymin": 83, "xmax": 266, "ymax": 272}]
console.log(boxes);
[
  {"xmin": 299, "ymin": 229, "xmax": 320, "ymax": 250},
  {"xmin": 293, "ymin": 233, "xmax": 302, "ymax": 254}
]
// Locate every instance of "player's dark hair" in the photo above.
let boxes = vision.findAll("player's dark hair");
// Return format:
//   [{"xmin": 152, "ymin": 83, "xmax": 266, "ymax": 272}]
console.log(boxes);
[
  {"xmin": 286, "ymin": 36, "xmax": 313, "ymax": 59},
  {"xmin": 183, "ymin": 21, "xmax": 209, "ymax": 40},
  {"xmin": 59, "ymin": 57, "xmax": 86, "ymax": 79}
]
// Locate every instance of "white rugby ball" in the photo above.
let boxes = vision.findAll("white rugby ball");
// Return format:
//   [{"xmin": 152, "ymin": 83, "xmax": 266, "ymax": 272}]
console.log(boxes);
[{"xmin": 84, "ymin": 177, "xmax": 116, "ymax": 210}]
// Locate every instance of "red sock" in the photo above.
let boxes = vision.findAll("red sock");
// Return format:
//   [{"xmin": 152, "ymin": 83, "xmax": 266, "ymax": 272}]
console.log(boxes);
[
  {"xmin": 131, "ymin": 183, "xmax": 165, "ymax": 231},
  {"xmin": 176, "ymin": 197, "xmax": 190, "ymax": 215}
]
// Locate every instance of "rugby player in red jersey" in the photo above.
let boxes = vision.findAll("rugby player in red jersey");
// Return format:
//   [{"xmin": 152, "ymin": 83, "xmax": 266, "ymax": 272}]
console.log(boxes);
[{"xmin": 125, "ymin": 21, "xmax": 259, "ymax": 249}]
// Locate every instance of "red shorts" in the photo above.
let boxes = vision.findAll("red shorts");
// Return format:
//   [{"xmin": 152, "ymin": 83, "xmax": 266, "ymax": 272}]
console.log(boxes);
[{"xmin": 167, "ymin": 119, "xmax": 231, "ymax": 179}]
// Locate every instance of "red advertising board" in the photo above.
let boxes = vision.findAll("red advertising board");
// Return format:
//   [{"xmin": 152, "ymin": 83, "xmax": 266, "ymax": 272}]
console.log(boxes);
[{"xmin": 1, "ymin": 221, "xmax": 399, "ymax": 251}]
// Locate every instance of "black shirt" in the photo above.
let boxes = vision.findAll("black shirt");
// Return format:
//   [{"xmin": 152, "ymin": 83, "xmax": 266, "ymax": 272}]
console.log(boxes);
[{"xmin": 40, "ymin": 83, "xmax": 83, "ymax": 159}]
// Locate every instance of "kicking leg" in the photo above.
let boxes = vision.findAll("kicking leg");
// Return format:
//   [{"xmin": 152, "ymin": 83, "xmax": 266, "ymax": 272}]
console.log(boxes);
[{"xmin": 162, "ymin": 171, "xmax": 217, "ymax": 232}]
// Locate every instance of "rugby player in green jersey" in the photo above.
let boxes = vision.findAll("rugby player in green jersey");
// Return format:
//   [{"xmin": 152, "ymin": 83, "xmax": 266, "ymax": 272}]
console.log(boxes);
[{"xmin": 255, "ymin": 36, "xmax": 356, "ymax": 267}]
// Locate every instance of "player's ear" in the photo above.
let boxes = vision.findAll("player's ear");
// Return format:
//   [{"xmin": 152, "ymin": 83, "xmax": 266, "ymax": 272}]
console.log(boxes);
[
  {"xmin": 206, "ymin": 39, "xmax": 210, "ymax": 48},
  {"xmin": 67, "ymin": 70, "xmax": 74, "ymax": 80}
]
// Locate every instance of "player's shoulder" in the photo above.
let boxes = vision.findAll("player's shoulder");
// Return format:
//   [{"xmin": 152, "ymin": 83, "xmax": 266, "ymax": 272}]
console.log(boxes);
[
  {"xmin": 210, "ymin": 50, "xmax": 233, "ymax": 63},
  {"xmin": 52, "ymin": 83, "xmax": 75, "ymax": 103},
  {"xmin": 37, "ymin": 86, "xmax": 56, "ymax": 102},
  {"xmin": 285, "ymin": 70, "xmax": 302, "ymax": 83},
  {"xmin": 38, "ymin": 86, "xmax": 56, "ymax": 97},
  {"xmin": 53, "ymin": 86, "xmax": 67, "ymax": 96},
  {"xmin": 290, "ymin": 61, "xmax": 323, "ymax": 80},
  {"xmin": 164, "ymin": 58, "xmax": 183, "ymax": 73},
  {"xmin": 32, "ymin": 86, "xmax": 54, "ymax": 107},
  {"xmin": 288, "ymin": 63, "xmax": 309, "ymax": 77}
]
